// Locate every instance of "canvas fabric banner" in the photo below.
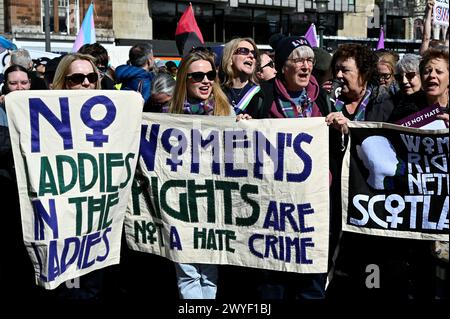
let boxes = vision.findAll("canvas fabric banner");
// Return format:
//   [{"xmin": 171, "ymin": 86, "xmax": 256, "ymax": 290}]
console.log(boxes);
[
  {"xmin": 126, "ymin": 113, "xmax": 330, "ymax": 274},
  {"xmin": 341, "ymin": 121, "xmax": 449, "ymax": 241},
  {"xmin": 6, "ymin": 90, "xmax": 143, "ymax": 289}
]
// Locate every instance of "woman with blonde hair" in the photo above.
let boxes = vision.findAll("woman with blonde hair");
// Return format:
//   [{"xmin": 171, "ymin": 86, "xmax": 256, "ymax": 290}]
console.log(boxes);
[
  {"xmin": 169, "ymin": 50, "xmax": 232, "ymax": 116},
  {"xmin": 52, "ymin": 53, "xmax": 101, "ymax": 90},
  {"xmin": 166, "ymin": 49, "xmax": 235, "ymax": 299},
  {"xmin": 220, "ymin": 37, "xmax": 263, "ymax": 117}
]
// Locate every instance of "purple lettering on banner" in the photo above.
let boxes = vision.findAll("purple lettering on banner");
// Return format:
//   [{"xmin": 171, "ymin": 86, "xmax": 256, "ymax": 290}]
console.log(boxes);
[
  {"xmin": 96, "ymin": 227, "xmax": 111, "ymax": 262},
  {"xmin": 60, "ymin": 237, "xmax": 80, "ymax": 273},
  {"xmin": 140, "ymin": 124, "xmax": 160, "ymax": 172},
  {"xmin": 161, "ymin": 128, "xmax": 187, "ymax": 172},
  {"xmin": 81, "ymin": 231, "xmax": 102, "ymax": 269},
  {"xmin": 191, "ymin": 129, "xmax": 220, "ymax": 175},
  {"xmin": 29, "ymin": 97, "xmax": 73, "ymax": 153},
  {"xmin": 287, "ymin": 133, "xmax": 313, "ymax": 182},
  {"xmin": 33, "ymin": 199, "xmax": 59, "ymax": 240},
  {"xmin": 80, "ymin": 95, "xmax": 117, "ymax": 147},
  {"xmin": 248, "ymin": 233, "xmax": 264, "ymax": 258},
  {"xmin": 224, "ymin": 130, "xmax": 249, "ymax": 178},
  {"xmin": 253, "ymin": 131, "xmax": 285, "ymax": 181}
]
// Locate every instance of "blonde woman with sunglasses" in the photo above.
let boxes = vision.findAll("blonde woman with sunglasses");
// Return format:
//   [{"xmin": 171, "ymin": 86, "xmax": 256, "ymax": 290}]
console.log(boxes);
[
  {"xmin": 166, "ymin": 50, "xmax": 234, "ymax": 299},
  {"xmin": 220, "ymin": 38, "xmax": 264, "ymax": 118},
  {"xmin": 52, "ymin": 53, "xmax": 101, "ymax": 90}
]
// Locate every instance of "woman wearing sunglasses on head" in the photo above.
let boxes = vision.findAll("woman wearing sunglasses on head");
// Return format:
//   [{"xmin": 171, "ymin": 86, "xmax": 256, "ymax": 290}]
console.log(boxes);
[
  {"xmin": 165, "ymin": 50, "xmax": 234, "ymax": 299},
  {"xmin": 220, "ymin": 38, "xmax": 265, "ymax": 118},
  {"xmin": 52, "ymin": 53, "xmax": 101, "ymax": 90}
]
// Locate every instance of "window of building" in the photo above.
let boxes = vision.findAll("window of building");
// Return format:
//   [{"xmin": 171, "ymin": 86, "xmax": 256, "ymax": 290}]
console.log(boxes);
[{"xmin": 41, "ymin": 0, "xmax": 79, "ymax": 34}]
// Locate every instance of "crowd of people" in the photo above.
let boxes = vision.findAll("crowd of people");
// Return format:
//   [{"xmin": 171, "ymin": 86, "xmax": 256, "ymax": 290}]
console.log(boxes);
[{"xmin": 0, "ymin": 2, "xmax": 448, "ymax": 304}]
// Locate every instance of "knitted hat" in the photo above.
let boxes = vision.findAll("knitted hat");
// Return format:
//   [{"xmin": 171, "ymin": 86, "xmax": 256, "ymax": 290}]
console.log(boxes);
[{"xmin": 271, "ymin": 35, "xmax": 311, "ymax": 73}]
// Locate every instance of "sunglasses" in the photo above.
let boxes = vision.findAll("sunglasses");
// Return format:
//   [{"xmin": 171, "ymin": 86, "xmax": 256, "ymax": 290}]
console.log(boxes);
[
  {"xmin": 378, "ymin": 73, "xmax": 392, "ymax": 81},
  {"xmin": 394, "ymin": 72, "xmax": 416, "ymax": 82},
  {"xmin": 259, "ymin": 60, "xmax": 274, "ymax": 70},
  {"xmin": 66, "ymin": 72, "xmax": 99, "ymax": 85},
  {"xmin": 234, "ymin": 47, "xmax": 257, "ymax": 57},
  {"xmin": 187, "ymin": 70, "xmax": 217, "ymax": 82}
]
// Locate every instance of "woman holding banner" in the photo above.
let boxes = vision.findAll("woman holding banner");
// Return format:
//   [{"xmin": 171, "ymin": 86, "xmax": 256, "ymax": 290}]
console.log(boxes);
[
  {"xmin": 165, "ymin": 49, "xmax": 235, "ymax": 299},
  {"xmin": 46, "ymin": 53, "xmax": 105, "ymax": 302},
  {"xmin": 0, "ymin": 64, "xmax": 37, "ymax": 299}
]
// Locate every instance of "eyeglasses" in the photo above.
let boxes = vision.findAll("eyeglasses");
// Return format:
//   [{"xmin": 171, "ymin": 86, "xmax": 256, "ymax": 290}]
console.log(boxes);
[
  {"xmin": 259, "ymin": 60, "xmax": 274, "ymax": 70},
  {"xmin": 288, "ymin": 57, "xmax": 315, "ymax": 66},
  {"xmin": 234, "ymin": 47, "xmax": 257, "ymax": 57},
  {"xmin": 394, "ymin": 72, "xmax": 416, "ymax": 82},
  {"xmin": 187, "ymin": 70, "xmax": 217, "ymax": 82},
  {"xmin": 378, "ymin": 73, "xmax": 392, "ymax": 81},
  {"xmin": 66, "ymin": 72, "xmax": 99, "ymax": 85}
]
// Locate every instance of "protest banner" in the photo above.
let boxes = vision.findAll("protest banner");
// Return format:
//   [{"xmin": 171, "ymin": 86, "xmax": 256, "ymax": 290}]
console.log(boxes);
[
  {"xmin": 5, "ymin": 90, "xmax": 143, "ymax": 289},
  {"xmin": 433, "ymin": 0, "xmax": 449, "ymax": 27},
  {"xmin": 126, "ymin": 113, "xmax": 330, "ymax": 274},
  {"xmin": 395, "ymin": 104, "xmax": 448, "ymax": 129},
  {"xmin": 341, "ymin": 121, "xmax": 449, "ymax": 240}
]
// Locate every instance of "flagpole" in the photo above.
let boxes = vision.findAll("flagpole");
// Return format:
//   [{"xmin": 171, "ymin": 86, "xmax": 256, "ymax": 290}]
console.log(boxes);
[{"xmin": 44, "ymin": 0, "xmax": 51, "ymax": 51}]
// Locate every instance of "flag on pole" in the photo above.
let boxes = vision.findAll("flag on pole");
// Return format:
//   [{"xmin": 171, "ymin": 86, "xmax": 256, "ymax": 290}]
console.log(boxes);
[
  {"xmin": 0, "ymin": 35, "xmax": 17, "ymax": 53},
  {"xmin": 175, "ymin": 3, "xmax": 204, "ymax": 56},
  {"xmin": 376, "ymin": 26, "xmax": 385, "ymax": 50},
  {"xmin": 304, "ymin": 23, "xmax": 318, "ymax": 48},
  {"xmin": 72, "ymin": 2, "xmax": 96, "ymax": 52}
]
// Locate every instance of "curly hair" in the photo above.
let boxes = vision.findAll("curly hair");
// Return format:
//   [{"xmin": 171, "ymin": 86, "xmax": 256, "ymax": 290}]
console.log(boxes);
[
  {"xmin": 419, "ymin": 48, "xmax": 449, "ymax": 76},
  {"xmin": 331, "ymin": 44, "xmax": 378, "ymax": 86}
]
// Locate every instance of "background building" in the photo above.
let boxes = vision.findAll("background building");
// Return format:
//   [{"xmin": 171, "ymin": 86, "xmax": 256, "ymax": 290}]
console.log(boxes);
[{"xmin": 0, "ymin": 0, "xmax": 427, "ymax": 66}]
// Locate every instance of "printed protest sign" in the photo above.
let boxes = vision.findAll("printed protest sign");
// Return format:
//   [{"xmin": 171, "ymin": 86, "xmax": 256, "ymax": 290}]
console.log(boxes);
[
  {"xmin": 126, "ymin": 113, "xmax": 330, "ymax": 274},
  {"xmin": 396, "ymin": 104, "xmax": 448, "ymax": 129},
  {"xmin": 342, "ymin": 122, "xmax": 449, "ymax": 240},
  {"xmin": 434, "ymin": 0, "xmax": 449, "ymax": 27},
  {"xmin": 6, "ymin": 90, "xmax": 143, "ymax": 289}
]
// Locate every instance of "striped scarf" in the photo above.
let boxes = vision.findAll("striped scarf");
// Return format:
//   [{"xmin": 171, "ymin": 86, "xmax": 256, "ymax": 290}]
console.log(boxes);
[
  {"xmin": 334, "ymin": 88, "xmax": 372, "ymax": 121},
  {"xmin": 275, "ymin": 78, "xmax": 313, "ymax": 118},
  {"xmin": 162, "ymin": 99, "xmax": 215, "ymax": 115}
]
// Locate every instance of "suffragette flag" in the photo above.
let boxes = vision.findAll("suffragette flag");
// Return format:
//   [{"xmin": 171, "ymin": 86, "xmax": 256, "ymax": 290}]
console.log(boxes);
[
  {"xmin": 376, "ymin": 26, "xmax": 385, "ymax": 50},
  {"xmin": 72, "ymin": 2, "xmax": 96, "ymax": 52},
  {"xmin": 304, "ymin": 23, "xmax": 318, "ymax": 48},
  {"xmin": 175, "ymin": 3, "xmax": 204, "ymax": 56}
]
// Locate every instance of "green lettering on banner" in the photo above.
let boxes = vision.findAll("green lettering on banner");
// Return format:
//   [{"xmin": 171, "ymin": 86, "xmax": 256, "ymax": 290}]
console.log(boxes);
[
  {"xmin": 237, "ymin": 184, "xmax": 260, "ymax": 226},
  {"xmin": 39, "ymin": 156, "xmax": 58, "ymax": 196},
  {"xmin": 214, "ymin": 181, "xmax": 240, "ymax": 225},
  {"xmin": 78, "ymin": 153, "xmax": 98, "ymax": 192},
  {"xmin": 99, "ymin": 153, "xmax": 105, "ymax": 192},
  {"xmin": 193, "ymin": 227, "xmax": 236, "ymax": 252},
  {"xmin": 150, "ymin": 177, "xmax": 161, "ymax": 218},
  {"xmin": 187, "ymin": 179, "xmax": 215, "ymax": 223},
  {"xmin": 70, "ymin": 196, "xmax": 87, "ymax": 236},
  {"xmin": 102, "ymin": 192, "xmax": 118, "ymax": 229},
  {"xmin": 106, "ymin": 153, "xmax": 124, "ymax": 192},
  {"xmin": 160, "ymin": 180, "xmax": 189, "ymax": 222},
  {"xmin": 119, "ymin": 153, "xmax": 135, "ymax": 188},
  {"xmin": 56, "ymin": 155, "xmax": 77, "ymax": 194},
  {"xmin": 87, "ymin": 195, "xmax": 106, "ymax": 233}
]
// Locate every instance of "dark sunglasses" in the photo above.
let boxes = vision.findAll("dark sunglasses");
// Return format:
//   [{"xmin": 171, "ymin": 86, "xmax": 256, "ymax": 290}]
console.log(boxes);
[
  {"xmin": 66, "ymin": 72, "xmax": 98, "ymax": 85},
  {"xmin": 259, "ymin": 60, "xmax": 274, "ymax": 70},
  {"xmin": 189, "ymin": 46, "xmax": 213, "ymax": 54},
  {"xmin": 394, "ymin": 72, "xmax": 416, "ymax": 82},
  {"xmin": 187, "ymin": 70, "xmax": 217, "ymax": 82},
  {"xmin": 234, "ymin": 47, "xmax": 257, "ymax": 57},
  {"xmin": 378, "ymin": 73, "xmax": 392, "ymax": 81}
]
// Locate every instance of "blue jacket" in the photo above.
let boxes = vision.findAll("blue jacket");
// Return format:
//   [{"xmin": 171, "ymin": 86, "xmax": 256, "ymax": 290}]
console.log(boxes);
[{"xmin": 115, "ymin": 65, "xmax": 154, "ymax": 103}]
